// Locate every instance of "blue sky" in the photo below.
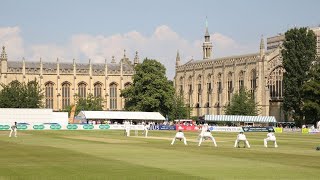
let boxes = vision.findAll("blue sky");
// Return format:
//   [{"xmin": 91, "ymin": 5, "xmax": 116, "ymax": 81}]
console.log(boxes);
[{"xmin": 1, "ymin": 0, "xmax": 319, "ymax": 79}]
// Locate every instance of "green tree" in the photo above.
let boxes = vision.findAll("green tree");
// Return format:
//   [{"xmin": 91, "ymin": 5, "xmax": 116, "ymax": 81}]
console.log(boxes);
[
  {"xmin": 169, "ymin": 93, "xmax": 191, "ymax": 120},
  {"xmin": 282, "ymin": 27, "xmax": 317, "ymax": 126},
  {"xmin": 72, "ymin": 93, "xmax": 104, "ymax": 115},
  {"xmin": 302, "ymin": 58, "xmax": 320, "ymax": 125},
  {"xmin": 224, "ymin": 88, "xmax": 259, "ymax": 116},
  {"xmin": 0, "ymin": 79, "xmax": 44, "ymax": 108},
  {"xmin": 121, "ymin": 58, "xmax": 174, "ymax": 116}
]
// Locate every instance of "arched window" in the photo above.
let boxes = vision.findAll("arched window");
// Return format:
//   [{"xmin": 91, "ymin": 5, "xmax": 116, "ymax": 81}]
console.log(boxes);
[
  {"xmin": 217, "ymin": 73, "xmax": 222, "ymax": 104},
  {"xmin": 62, "ymin": 82, "xmax": 70, "ymax": 109},
  {"xmin": 179, "ymin": 77, "xmax": 184, "ymax": 96},
  {"xmin": 188, "ymin": 76, "xmax": 193, "ymax": 107},
  {"xmin": 206, "ymin": 74, "xmax": 212, "ymax": 114},
  {"xmin": 250, "ymin": 69, "xmax": 257, "ymax": 98},
  {"xmin": 124, "ymin": 82, "xmax": 132, "ymax": 89},
  {"xmin": 78, "ymin": 82, "xmax": 87, "ymax": 98},
  {"xmin": 197, "ymin": 75, "xmax": 202, "ymax": 106},
  {"xmin": 45, "ymin": 82, "xmax": 54, "ymax": 109},
  {"xmin": 238, "ymin": 71, "xmax": 244, "ymax": 91},
  {"xmin": 94, "ymin": 83, "xmax": 102, "ymax": 97},
  {"xmin": 268, "ymin": 67, "xmax": 284, "ymax": 99},
  {"xmin": 227, "ymin": 72, "xmax": 233, "ymax": 102},
  {"xmin": 110, "ymin": 83, "xmax": 117, "ymax": 110}
]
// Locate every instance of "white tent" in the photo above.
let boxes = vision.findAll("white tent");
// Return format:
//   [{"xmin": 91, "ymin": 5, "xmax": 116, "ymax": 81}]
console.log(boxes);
[
  {"xmin": 0, "ymin": 108, "xmax": 68, "ymax": 125},
  {"xmin": 205, "ymin": 115, "xmax": 276, "ymax": 123},
  {"xmin": 77, "ymin": 111, "xmax": 166, "ymax": 121}
]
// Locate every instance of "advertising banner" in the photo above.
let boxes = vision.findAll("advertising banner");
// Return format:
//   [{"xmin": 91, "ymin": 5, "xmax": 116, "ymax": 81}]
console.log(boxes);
[
  {"xmin": 209, "ymin": 126, "xmax": 242, "ymax": 132},
  {"xmin": 0, "ymin": 125, "xmax": 10, "ymax": 130},
  {"xmin": 158, "ymin": 125, "xmax": 176, "ymax": 130},
  {"xmin": 308, "ymin": 129, "xmax": 319, "ymax": 134},
  {"xmin": 242, "ymin": 127, "xmax": 274, "ymax": 132},
  {"xmin": 176, "ymin": 125, "xmax": 199, "ymax": 131},
  {"xmin": 0, "ymin": 124, "xmax": 145, "ymax": 131}
]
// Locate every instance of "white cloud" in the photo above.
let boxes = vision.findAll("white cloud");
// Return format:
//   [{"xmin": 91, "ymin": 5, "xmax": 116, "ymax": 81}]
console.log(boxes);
[
  {"xmin": 0, "ymin": 27, "xmax": 25, "ymax": 60},
  {"xmin": 0, "ymin": 25, "xmax": 255, "ymax": 79}
]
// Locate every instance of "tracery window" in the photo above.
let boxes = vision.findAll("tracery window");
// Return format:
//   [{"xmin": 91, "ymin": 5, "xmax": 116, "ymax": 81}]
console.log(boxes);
[
  {"xmin": 45, "ymin": 82, "xmax": 54, "ymax": 109},
  {"xmin": 250, "ymin": 69, "xmax": 257, "ymax": 98},
  {"xmin": 110, "ymin": 83, "xmax": 117, "ymax": 110},
  {"xmin": 78, "ymin": 82, "xmax": 87, "ymax": 98},
  {"xmin": 238, "ymin": 71, "xmax": 244, "ymax": 91},
  {"xmin": 62, "ymin": 82, "xmax": 70, "ymax": 109},
  {"xmin": 267, "ymin": 67, "xmax": 284, "ymax": 99},
  {"xmin": 188, "ymin": 76, "xmax": 193, "ymax": 107},
  {"xmin": 94, "ymin": 82, "xmax": 102, "ymax": 98},
  {"xmin": 227, "ymin": 72, "xmax": 233, "ymax": 102}
]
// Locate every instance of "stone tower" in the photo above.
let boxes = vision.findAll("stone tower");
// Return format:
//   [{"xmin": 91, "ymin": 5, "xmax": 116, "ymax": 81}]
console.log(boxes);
[{"xmin": 202, "ymin": 18, "xmax": 213, "ymax": 59}]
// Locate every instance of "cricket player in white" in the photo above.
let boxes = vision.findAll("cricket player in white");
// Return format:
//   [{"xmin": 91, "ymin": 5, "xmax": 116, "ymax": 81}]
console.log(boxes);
[
  {"xmin": 198, "ymin": 130, "xmax": 217, "ymax": 147},
  {"xmin": 200, "ymin": 123, "xmax": 208, "ymax": 135},
  {"xmin": 9, "ymin": 122, "xmax": 17, "ymax": 138},
  {"xmin": 264, "ymin": 130, "xmax": 278, "ymax": 148},
  {"xmin": 234, "ymin": 131, "xmax": 250, "ymax": 148},
  {"xmin": 124, "ymin": 121, "xmax": 131, "ymax": 136},
  {"xmin": 143, "ymin": 123, "xmax": 150, "ymax": 137},
  {"xmin": 171, "ymin": 130, "xmax": 187, "ymax": 145}
]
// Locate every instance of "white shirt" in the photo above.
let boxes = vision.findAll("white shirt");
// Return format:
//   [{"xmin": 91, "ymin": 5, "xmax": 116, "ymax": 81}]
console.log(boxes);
[
  {"xmin": 267, "ymin": 132, "xmax": 276, "ymax": 140},
  {"xmin": 203, "ymin": 132, "xmax": 212, "ymax": 137},
  {"xmin": 175, "ymin": 132, "xmax": 185, "ymax": 138},
  {"xmin": 237, "ymin": 133, "xmax": 247, "ymax": 140}
]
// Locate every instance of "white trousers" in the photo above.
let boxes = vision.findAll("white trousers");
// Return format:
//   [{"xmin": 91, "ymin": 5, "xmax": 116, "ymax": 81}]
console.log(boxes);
[
  {"xmin": 9, "ymin": 129, "xmax": 17, "ymax": 137},
  {"xmin": 198, "ymin": 135, "xmax": 217, "ymax": 147},
  {"xmin": 171, "ymin": 136, "xmax": 187, "ymax": 145},
  {"xmin": 264, "ymin": 137, "xmax": 278, "ymax": 147},
  {"xmin": 125, "ymin": 128, "xmax": 130, "ymax": 136},
  {"xmin": 234, "ymin": 138, "xmax": 250, "ymax": 148},
  {"xmin": 144, "ymin": 129, "xmax": 148, "ymax": 137}
]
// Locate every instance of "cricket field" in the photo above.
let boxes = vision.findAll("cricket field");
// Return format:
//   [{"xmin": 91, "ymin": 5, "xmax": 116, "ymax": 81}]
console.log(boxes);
[{"xmin": 0, "ymin": 130, "xmax": 319, "ymax": 180}]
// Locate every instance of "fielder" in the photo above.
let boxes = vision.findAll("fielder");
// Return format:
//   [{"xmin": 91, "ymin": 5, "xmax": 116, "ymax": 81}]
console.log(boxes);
[
  {"xmin": 124, "ymin": 121, "xmax": 131, "ymax": 136},
  {"xmin": 9, "ymin": 122, "xmax": 17, "ymax": 138},
  {"xmin": 198, "ymin": 129, "xmax": 217, "ymax": 147},
  {"xmin": 234, "ymin": 131, "xmax": 250, "ymax": 148},
  {"xmin": 264, "ymin": 130, "xmax": 278, "ymax": 148},
  {"xmin": 143, "ymin": 123, "xmax": 150, "ymax": 137},
  {"xmin": 171, "ymin": 130, "xmax": 187, "ymax": 145},
  {"xmin": 200, "ymin": 123, "xmax": 209, "ymax": 135}
]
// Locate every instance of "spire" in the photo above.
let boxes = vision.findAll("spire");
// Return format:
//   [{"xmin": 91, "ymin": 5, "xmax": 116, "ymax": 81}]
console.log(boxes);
[
  {"xmin": 176, "ymin": 50, "xmax": 181, "ymax": 66},
  {"xmin": 205, "ymin": 16, "xmax": 210, "ymax": 38},
  {"xmin": 1, "ymin": 46, "xmax": 7, "ymax": 60},
  {"xmin": 111, "ymin": 56, "xmax": 116, "ymax": 63},
  {"xmin": 134, "ymin": 51, "xmax": 139, "ymax": 65},
  {"xmin": 123, "ymin": 49, "xmax": 126, "ymax": 59},
  {"xmin": 203, "ymin": 17, "xmax": 213, "ymax": 59},
  {"xmin": 260, "ymin": 35, "xmax": 265, "ymax": 57}
]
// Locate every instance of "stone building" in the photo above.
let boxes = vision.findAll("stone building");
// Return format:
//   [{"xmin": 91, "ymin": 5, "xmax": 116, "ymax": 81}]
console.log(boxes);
[
  {"xmin": 0, "ymin": 47, "xmax": 138, "ymax": 111},
  {"xmin": 174, "ymin": 25, "xmax": 286, "ymax": 121},
  {"xmin": 267, "ymin": 26, "xmax": 320, "ymax": 56}
]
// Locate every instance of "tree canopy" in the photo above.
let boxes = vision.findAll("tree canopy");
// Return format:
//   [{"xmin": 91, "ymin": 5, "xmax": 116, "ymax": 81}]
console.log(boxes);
[
  {"xmin": 281, "ymin": 27, "xmax": 317, "ymax": 125},
  {"xmin": 169, "ymin": 93, "xmax": 191, "ymax": 120},
  {"xmin": 0, "ymin": 79, "xmax": 44, "ymax": 108},
  {"xmin": 121, "ymin": 58, "xmax": 175, "ymax": 116},
  {"xmin": 66, "ymin": 93, "xmax": 104, "ymax": 115},
  {"xmin": 224, "ymin": 88, "xmax": 259, "ymax": 116},
  {"xmin": 302, "ymin": 58, "xmax": 320, "ymax": 125}
]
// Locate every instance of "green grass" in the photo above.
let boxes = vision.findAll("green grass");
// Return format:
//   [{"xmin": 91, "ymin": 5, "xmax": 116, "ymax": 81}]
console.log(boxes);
[{"xmin": 0, "ymin": 130, "xmax": 319, "ymax": 180}]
